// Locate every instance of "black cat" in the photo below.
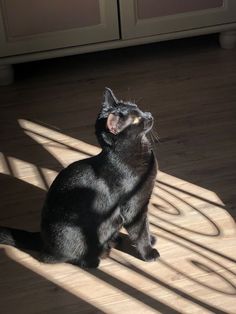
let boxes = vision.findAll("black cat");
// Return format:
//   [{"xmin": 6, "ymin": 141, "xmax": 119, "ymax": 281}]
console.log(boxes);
[{"xmin": 0, "ymin": 88, "xmax": 159, "ymax": 268}]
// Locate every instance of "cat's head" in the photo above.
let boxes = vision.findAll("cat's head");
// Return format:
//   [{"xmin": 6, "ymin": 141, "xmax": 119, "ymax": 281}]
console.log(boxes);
[{"xmin": 95, "ymin": 88, "xmax": 154, "ymax": 147}]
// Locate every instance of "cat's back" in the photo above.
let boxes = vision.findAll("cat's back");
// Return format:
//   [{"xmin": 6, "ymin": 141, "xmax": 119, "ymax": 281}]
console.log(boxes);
[{"xmin": 50, "ymin": 155, "xmax": 100, "ymax": 190}]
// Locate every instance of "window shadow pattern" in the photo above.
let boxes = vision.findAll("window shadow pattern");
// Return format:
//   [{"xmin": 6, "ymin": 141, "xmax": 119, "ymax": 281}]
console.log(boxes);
[
  {"xmin": 0, "ymin": 249, "xmax": 105, "ymax": 314},
  {"xmin": 0, "ymin": 119, "xmax": 236, "ymax": 313}
]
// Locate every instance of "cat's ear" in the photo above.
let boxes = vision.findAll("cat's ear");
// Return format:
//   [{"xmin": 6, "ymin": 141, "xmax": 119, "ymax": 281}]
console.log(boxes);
[
  {"xmin": 103, "ymin": 87, "xmax": 118, "ymax": 109},
  {"xmin": 107, "ymin": 113, "xmax": 120, "ymax": 134}
]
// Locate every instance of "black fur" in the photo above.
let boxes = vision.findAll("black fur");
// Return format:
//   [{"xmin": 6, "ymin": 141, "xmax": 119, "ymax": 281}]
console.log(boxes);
[{"xmin": 0, "ymin": 88, "xmax": 159, "ymax": 268}]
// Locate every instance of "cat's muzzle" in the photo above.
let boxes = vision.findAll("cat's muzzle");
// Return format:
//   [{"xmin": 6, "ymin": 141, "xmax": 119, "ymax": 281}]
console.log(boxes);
[{"xmin": 143, "ymin": 112, "xmax": 154, "ymax": 132}]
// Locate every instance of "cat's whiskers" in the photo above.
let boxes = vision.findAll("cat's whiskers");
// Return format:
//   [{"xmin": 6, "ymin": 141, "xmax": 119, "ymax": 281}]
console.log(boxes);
[
  {"xmin": 149, "ymin": 132, "xmax": 158, "ymax": 160},
  {"xmin": 135, "ymin": 97, "xmax": 143, "ymax": 104},
  {"xmin": 151, "ymin": 128, "xmax": 160, "ymax": 144}
]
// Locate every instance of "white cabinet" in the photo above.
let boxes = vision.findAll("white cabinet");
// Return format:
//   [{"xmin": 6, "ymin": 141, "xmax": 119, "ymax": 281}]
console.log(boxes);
[
  {"xmin": 119, "ymin": 0, "xmax": 236, "ymax": 39},
  {"xmin": 0, "ymin": 0, "xmax": 119, "ymax": 57},
  {"xmin": 0, "ymin": 0, "xmax": 236, "ymax": 85}
]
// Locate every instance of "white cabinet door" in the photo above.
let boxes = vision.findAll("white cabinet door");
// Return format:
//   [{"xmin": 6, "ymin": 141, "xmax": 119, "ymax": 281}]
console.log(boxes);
[
  {"xmin": 0, "ymin": 0, "xmax": 119, "ymax": 57},
  {"xmin": 119, "ymin": 0, "xmax": 236, "ymax": 39}
]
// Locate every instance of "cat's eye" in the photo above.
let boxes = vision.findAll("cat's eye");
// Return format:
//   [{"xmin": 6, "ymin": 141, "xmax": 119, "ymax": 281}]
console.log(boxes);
[{"xmin": 132, "ymin": 116, "xmax": 142, "ymax": 125}]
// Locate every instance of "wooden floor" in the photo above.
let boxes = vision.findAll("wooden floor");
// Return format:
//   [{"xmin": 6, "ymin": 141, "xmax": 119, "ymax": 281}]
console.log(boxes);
[{"xmin": 0, "ymin": 35, "xmax": 236, "ymax": 314}]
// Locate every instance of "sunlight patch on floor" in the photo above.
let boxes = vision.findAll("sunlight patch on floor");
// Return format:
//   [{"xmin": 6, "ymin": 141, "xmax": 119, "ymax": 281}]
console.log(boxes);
[
  {"xmin": 18, "ymin": 119, "xmax": 100, "ymax": 161},
  {"xmin": 0, "ymin": 120, "xmax": 236, "ymax": 313},
  {"xmin": 157, "ymin": 171, "xmax": 225, "ymax": 207}
]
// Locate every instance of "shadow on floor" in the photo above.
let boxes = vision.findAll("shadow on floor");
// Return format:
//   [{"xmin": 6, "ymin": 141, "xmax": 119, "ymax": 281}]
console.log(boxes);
[{"xmin": 0, "ymin": 248, "xmax": 105, "ymax": 314}]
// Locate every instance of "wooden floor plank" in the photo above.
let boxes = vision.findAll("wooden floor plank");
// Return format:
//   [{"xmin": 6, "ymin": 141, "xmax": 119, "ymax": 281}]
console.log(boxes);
[{"xmin": 0, "ymin": 35, "xmax": 236, "ymax": 313}]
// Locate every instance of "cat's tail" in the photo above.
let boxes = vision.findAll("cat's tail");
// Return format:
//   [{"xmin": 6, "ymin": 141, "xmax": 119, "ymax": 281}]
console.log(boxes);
[{"xmin": 0, "ymin": 227, "xmax": 42, "ymax": 251}]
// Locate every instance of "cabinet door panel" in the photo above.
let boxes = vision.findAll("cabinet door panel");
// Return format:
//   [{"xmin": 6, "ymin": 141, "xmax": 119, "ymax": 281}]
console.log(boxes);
[
  {"xmin": 5, "ymin": 0, "xmax": 101, "ymax": 37},
  {"xmin": 0, "ymin": 0, "xmax": 119, "ymax": 57},
  {"xmin": 137, "ymin": 0, "xmax": 224, "ymax": 19},
  {"xmin": 119, "ymin": 0, "xmax": 236, "ymax": 39}
]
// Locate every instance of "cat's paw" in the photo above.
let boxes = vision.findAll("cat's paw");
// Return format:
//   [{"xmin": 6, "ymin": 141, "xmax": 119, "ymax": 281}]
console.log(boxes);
[
  {"xmin": 100, "ymin": 247, "xmax": 111, "ymax": 259},
  {"xmin": 142, "ymin": 248, "xmax": 160, "ymax": 262},
  {"xmin": 110, "ymin": 234, "xmax": 123, "ymax": 248},
  {"xmin": 85, "ymin": 258, "xmax": 100, "ymax": 268},
  {"xmin": 150, "ymin": 234, "xmax": 157, "ymax": 246},
  {"xmin": 75, "ymin": 258, "xmax": 100, "ymax": 268}
]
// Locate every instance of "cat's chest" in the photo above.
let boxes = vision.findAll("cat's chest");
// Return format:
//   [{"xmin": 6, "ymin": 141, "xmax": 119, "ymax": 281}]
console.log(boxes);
[
  {"xmin": 92, "ymin": 153, "xmax": 157, "ymax": 213},
  {"xmin": 109, "ymin": 156, "xmax": 157, "ymax": 197}
]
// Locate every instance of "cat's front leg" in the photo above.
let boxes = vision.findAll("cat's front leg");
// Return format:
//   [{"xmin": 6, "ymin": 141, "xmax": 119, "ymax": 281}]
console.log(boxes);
[
  {"xmin": 99, "ymin": 210, "xmax": 124, "ymax": 259},
  {"xmin": 125, "ymin": 213, "xmax": 159, "ymax": 261}
]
